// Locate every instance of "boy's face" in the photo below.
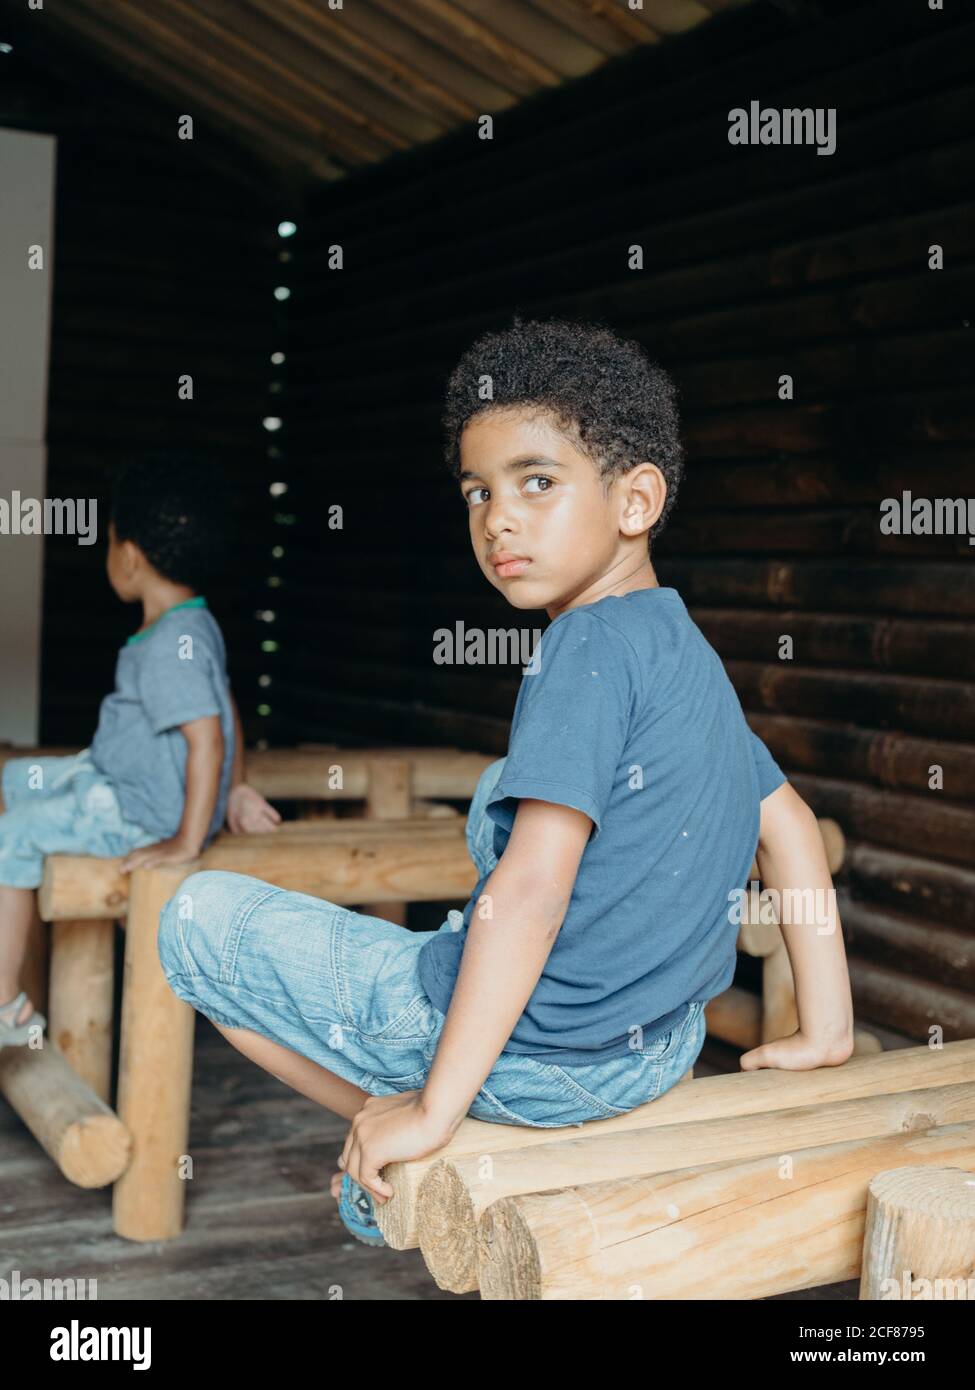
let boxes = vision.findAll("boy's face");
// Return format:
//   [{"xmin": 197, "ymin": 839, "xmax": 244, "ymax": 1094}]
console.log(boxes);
[{"xmin": 459, "ymin": 407, "xmax": 663, "ymax": 617}]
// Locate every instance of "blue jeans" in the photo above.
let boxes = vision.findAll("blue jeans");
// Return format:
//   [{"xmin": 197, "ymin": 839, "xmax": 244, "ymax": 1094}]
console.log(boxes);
[
  {"xmin": 157, "ymin": 758, "xmax": 707, "ymax": 1128},
  {"xmin": 0, "ymin": 749, "xmax": 155, "ymax": 889}
]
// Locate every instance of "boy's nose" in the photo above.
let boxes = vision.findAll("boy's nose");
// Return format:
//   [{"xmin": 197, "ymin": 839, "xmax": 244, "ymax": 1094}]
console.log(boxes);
[{"xmin": 482, "ymin": 504, "xmax": 518, "ymax": 539}]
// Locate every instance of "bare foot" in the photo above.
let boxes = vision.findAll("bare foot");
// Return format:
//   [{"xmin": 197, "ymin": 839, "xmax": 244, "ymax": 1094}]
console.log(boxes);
[
  {"xmin": 0, "ymin": 993, "xmax": 35, "ymax": 1027},
  {"xmin": 329, "ymin": 1169, "xmax": 344, "ymax": 1201}
]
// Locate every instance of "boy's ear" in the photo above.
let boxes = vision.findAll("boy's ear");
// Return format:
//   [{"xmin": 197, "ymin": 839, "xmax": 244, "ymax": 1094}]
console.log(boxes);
[
  {"xmin": 119, "ymin": 537, "xmax": 145, "ymax": 577},
  {"xmin": 620, "ymin": 462, "xmax": 666, "ymax": 538}
]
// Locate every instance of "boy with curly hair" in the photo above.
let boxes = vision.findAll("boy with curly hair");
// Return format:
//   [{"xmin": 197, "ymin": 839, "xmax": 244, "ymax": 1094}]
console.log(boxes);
[
  {"xmin": 0, "ymin": 452, "xmax": 278, "ymax": 1047},
  {"xmin": 157, "ymin": 317, "xmax": 854, "ymax": 1246}
]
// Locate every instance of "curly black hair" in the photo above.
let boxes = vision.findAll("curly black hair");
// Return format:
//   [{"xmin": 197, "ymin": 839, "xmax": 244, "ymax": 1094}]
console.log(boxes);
[
  {"xmin": 110, "ymin": 451, "xmax": 231, "ymax": 589},
  {"xmin": 442, "ymin": 314, "xmax": 684, "ymax": 542}
]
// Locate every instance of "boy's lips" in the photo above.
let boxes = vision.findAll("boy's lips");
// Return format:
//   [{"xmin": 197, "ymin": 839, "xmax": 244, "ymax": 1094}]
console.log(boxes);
[{"xmin": 489, "ymin": 551, "xmax": 531, "ymax": 579}]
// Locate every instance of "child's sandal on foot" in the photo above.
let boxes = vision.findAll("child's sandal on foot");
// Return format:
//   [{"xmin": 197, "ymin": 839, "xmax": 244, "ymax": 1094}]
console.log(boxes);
[
  {"xmin": 336, "ymin": 1171, "xmax": 386, "ymax": 1247},
  {"xmin": 0, "ymin": 992, "xmax": 47, "ymax": 1048}
]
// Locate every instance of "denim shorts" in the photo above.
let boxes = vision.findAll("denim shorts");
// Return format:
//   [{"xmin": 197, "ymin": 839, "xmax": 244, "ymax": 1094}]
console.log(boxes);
[
  {"xmin": 156, "ymin": 756, "xmax": 708, "ymax": 1129},
  {"xmin": 0, "ymin": 749, "xmax": 156, "ymax": 890}
]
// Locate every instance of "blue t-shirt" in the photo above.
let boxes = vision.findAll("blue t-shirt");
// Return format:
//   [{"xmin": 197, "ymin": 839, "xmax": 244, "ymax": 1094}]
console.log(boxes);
[
  {"xmin": 417, "ymin": 587, "xmax": 787, "ymax": 1065},
  {"xmin": 89, "ymin": 598, "xmax": 235, "ymax": 843}
]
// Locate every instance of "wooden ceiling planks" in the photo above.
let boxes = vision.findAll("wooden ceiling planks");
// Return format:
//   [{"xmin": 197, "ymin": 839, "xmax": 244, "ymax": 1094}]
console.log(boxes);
[
  {"xmin": 68, "ymin": 0, "xmax": 393, "ymax": 163},
  {"xmin": 246, "ymin": 0, "xmax": 481, "ymax": 127},
  {"xmin": 40, "ymin": 0, "xmax": 346, "ymax": 183},
  {"xmin": 369, "ymin": 0, "xmax": 579, "ymax": 89},
  {"xmin": 37, "ymin": 0, "xmax": 747, "ymax": 185}
]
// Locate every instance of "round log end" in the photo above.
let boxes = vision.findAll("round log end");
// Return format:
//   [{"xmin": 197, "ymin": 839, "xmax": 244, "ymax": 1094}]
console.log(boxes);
[
  {"xmin": 416, "ymin": 1161, "xmax": 480, "ymax": 1293},
  {"xmin": 478, "ymin": 1196, "xmax": 543, "ymax": 1301},
  {"xmin": 868, "ymin": 1164, "xmax": 975, "ymax": 1219},
  {"xmin": 374, "ymin": 1163, "xmax": 418, "ymax": 1249},
  {"xmin": 861, "ymin": 1162, "xmax": 975, "ymax": 1298},
  {"xmin": 58, "ymin": 1113, "xmax": 132, "ymax": 1188}
]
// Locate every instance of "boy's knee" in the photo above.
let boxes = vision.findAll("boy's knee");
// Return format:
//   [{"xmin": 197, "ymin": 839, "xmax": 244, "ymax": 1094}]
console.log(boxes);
[{"xmin": 157, "ymin": 868, "xmax": 246, "ymax": 982}]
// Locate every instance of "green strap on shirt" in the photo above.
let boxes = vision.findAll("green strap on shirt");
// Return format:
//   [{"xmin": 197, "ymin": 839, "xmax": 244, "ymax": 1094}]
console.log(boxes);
[{"xmin": 126, "ymin": 596, "xmax": 208, "ymax": 645}]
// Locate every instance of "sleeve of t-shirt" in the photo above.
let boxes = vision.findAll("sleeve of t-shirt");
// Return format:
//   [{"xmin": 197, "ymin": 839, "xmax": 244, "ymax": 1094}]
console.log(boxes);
[
  {"xmin": 749, "ymin": 727, "xmax": 787, "ymax": 800},
  {"xmin": 137, "ymin": 617, "xmax": 224, "ymax": 735},
  {"xmin": 485, "ymin": 610, "xmax": 640, "ymax": 842}
]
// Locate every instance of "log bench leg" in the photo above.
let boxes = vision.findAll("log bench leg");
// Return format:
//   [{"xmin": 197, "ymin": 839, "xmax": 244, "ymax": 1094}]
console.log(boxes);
[
  {"xmin": 0, "ymin": 1040, "xmax": 131, "ymax": 1187},
  {"xmin": 112, "ymin": 865, "xmax": 196, "ymax": 1242},
  {"xmin": 860, "ymin": 1166, "xmax": 975, "ymax": 1299},
  {"xmin": 49, "ymin": 918, "xmax": 115, "ymax": 1103}
]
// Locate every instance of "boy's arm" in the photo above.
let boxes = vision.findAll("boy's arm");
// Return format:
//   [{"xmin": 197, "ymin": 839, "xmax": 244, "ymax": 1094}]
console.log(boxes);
[
  {"xmin": 225, "ymin": 691, "xmax": 281, "ymax": 834},
  {"xmin": 120, "ymin": 715, "xmax": 223, "ymax": 872},
  {"xmin": 419, "ymin": 798, "xmax": 593, "ymax": 1137},
  {"xmin": 745, "ymin": 781, "xmax": 855, "ymax": 1068}
]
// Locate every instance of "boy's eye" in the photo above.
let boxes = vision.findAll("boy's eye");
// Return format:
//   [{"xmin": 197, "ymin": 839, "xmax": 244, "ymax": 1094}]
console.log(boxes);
[
  {"xmin": 464, "ymin": 486, "xmax": 489, "ymax": 507},
  {"xmin": 523, "ymin": 474, "xmax": 554, "ymax": 494}
]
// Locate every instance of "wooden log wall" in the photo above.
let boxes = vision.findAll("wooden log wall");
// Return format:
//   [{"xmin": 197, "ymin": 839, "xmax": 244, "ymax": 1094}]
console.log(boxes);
[
  {"xmin": 0, "ymin": 12, "xmax": 288, "ymax": 746},
  {"xmin": 278, "ymin": 0, "xmax": 974, "ymax": 1042}
]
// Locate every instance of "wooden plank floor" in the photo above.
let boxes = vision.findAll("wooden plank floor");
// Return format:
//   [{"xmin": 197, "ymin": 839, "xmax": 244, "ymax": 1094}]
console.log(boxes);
[{"xmin": 0, "ymin": 1001, "xmax": 918, "ymax": 1301}]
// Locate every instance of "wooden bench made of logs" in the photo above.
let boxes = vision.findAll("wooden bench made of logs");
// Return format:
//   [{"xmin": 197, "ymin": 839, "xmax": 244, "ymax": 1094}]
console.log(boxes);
[
  {"xmin": 19, "ymin": 812, "xmax": 841, "ymax": 1238},
  {"xmin": 35, "ymin": 811, "xmax": 849, "ymax": 1108},
  {"xmin": 3, "ymin": 736, "xmax": 852, "ymax": 1252},
  {"xmin": 383, "ymin": 1039, "xmax": 975, "ymax": 1299}
]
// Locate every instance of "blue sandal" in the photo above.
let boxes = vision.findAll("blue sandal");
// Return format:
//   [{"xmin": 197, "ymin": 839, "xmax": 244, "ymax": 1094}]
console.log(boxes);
[
  {"xmin": 0, "ymin": 992, "xmax": 46, "ymax": 1049},
  {"xmin": 337, "ymin": 1171, "xmax": 387, "ymax": 1247}
]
